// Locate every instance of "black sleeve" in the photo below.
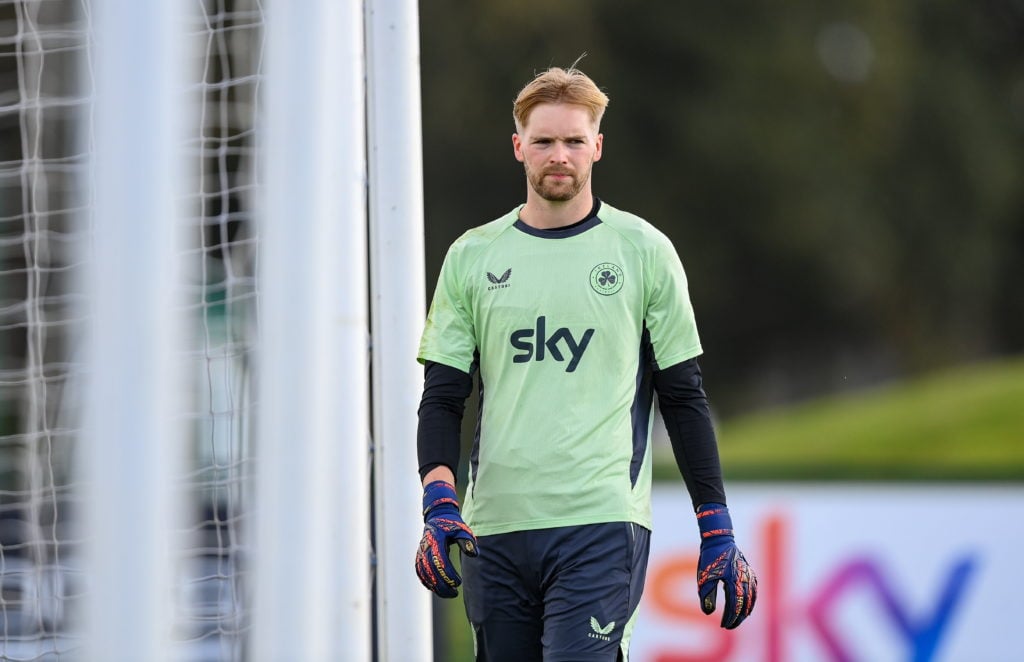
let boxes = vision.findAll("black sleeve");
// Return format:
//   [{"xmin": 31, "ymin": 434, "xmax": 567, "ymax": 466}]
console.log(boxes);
[
  {"xmin": 417, "ymin": 360, "xmax": 473, "ymax": 481},
  {"xmin": 653, "ymin": 357, "xmax": 728, "ymax": 510}
]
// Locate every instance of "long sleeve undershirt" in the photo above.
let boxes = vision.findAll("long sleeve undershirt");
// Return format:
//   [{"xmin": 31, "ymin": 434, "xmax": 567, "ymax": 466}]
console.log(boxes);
[
  {"xmin": 417, "ymin": 361, "xmax": 472, "ymax": 481},
  {"xmin": 652, "ymin": 358, "xmax": 727, "ymax": 508}
]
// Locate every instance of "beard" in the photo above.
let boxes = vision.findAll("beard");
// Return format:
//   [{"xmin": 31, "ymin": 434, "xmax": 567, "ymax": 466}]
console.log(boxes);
[{"xmin": 524, "ymin": 160, "xmax": 593, "ymax": 202}]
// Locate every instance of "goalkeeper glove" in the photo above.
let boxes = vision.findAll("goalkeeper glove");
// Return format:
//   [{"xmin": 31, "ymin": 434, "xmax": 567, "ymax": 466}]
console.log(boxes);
[
  {"xmin": 415, "ymin": 480, "xmax": 478, "ymax": 599},
  {"xmin": 696, "ymin": 503, "xmax": 758, "ymax": 629}
]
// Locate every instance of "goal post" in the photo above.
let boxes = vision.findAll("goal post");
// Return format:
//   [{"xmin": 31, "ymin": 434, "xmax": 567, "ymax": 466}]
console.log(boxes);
[
  {"xmin": 82, "ymin": 0, "xmax": 190, "ymax": 659},
  {"xmin": 366, "ymin": 0, "xmax": 433, "ymax": 659},
  {"xmin": 251, "ymin": 1, "xmax": 372, "ymax": 660}
]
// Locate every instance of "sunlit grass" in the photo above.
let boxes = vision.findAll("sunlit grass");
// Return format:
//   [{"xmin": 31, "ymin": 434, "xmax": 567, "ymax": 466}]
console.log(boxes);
[{"xmin": 677, "ymin": 356, "xmax": 1024, "ymax": 481}]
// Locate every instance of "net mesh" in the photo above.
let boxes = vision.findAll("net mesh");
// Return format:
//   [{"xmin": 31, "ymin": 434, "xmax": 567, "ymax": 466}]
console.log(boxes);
[
  {"xmin": 177, "ymin": 1, "xmax": 261, "ymax": 660},
  {"xmin": 0, "ymin": 0, "xmax": 90, "ymax": 658},
  {"xmin": 0, "ymin": 0, "xmax": 263, "ymax": 659}
]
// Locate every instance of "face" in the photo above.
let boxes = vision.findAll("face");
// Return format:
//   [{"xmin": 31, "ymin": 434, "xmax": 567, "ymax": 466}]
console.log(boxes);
[{"xmin": 513, "ymin": 103, "xmax": 603, "ymax": 203}]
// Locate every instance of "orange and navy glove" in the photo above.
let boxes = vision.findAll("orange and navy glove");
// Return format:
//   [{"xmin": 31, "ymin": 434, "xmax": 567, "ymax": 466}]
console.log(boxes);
[
  {"xmin": 696, "ymin": 503, "xmax": 758, "ymax": 629},
  {"xmin": 415, "ymin": 480, "xmax": 478, "ymax": 598}
]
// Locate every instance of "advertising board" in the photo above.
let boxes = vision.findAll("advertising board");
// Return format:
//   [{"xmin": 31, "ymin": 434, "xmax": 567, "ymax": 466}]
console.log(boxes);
[{"xmin": 632, "ymin": 484, "xmax": 1024, "ymax": 662}]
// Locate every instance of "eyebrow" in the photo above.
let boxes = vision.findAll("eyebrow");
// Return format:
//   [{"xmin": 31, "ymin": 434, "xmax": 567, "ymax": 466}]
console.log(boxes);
[{"xmin": 532, "ymin": 133, "xmax": 589, "ymax": 142}]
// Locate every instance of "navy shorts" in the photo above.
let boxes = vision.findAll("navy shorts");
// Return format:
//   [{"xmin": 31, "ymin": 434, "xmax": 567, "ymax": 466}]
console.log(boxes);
[{"xmin": 461, "ymin": 521, "xmax": 651, "ymax": 662}]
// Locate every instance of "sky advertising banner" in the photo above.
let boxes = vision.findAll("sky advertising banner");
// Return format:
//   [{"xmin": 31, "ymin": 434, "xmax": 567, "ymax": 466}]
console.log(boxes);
[{"xmin": 631, "ymin": 484, "xmax": 1024, "ymax": 662}]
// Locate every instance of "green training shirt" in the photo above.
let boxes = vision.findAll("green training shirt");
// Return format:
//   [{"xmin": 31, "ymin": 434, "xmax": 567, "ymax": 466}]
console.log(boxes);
[{"xmin": 418, "ymin": 200, "xmax": 703, "ymax": 536}]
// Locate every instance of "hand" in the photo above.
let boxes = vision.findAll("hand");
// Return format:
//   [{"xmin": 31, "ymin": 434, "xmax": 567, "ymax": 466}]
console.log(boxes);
[
  {"xmin": 696, "ymin": 503, "xmax": 757, "ymax": 629},
  {"xmin": 414, "ymin": 480, "xmax": 478, "ymax": 598}
]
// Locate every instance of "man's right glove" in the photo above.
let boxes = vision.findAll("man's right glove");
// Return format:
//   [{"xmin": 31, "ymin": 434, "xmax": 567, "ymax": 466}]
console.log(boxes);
[
  {"xmin": 414, "ymin": 480, "xmax": 478, "ymax": 599},
  {"xmin": 696, "ymin": 503, "xmax": 758, "ymax": 629}
]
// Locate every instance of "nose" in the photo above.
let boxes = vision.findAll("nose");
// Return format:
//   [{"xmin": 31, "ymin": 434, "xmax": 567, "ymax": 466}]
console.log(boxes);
[{"xmin": 549, "ymin": 141, "xmax": 569, "ymax": 163}]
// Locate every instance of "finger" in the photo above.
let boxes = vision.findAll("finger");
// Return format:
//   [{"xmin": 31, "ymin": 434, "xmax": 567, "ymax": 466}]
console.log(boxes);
[
  {"xmin": 721, "ymin": 580, "xmax": 738, "ymax": 629},
  {"xmin": 429, "ymin": 557, "xmax": 460, "ymax": 599},
  {"xmin": 435, "ymin": 579, "xmax": 458, "ymax": 599},
  {"xmin": 434, "ymin": 550, "xmax": 462, "ymax": 597},
  {"xmin": 737, "ymin": 559, "xmax": 756, "ymax": 619},
  {"xmin": 723, "ymin": 565, "xmax": 754, "ymax": 630},
  {"xmin": 748, "ymin": 572, "xmax": 758, "ymax": 616},
  {"xmin": 419, "ymin": 534, "xmax": 462, "ymax": 598},
  {"xmin": 741, "ymin": 567, "xmax": 756, "ymax": 621},
  {"xmin": 415, "ymin": 545, "xmax": 429, "ymax": 579},
  {"xmin": 457, "ymin": 536, "xmax": 479, "ymax": 557},
  {"xmin": 415, "ymin": 553, "xmax": 437, "ymax": 593},
  {"xmin": 700, "ymin": 582, "xmax": 718, "ymax": 615}
]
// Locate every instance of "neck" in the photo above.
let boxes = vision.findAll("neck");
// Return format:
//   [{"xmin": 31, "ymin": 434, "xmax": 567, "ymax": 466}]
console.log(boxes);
[{"xmin": 518, "ymin": 189, "xmax": 594, "ymax": 230}]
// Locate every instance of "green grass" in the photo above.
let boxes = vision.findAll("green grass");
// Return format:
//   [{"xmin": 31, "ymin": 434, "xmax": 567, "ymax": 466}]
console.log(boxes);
[{"xmin": 654, "ymin": 356, "xmax": 1024, "ymax": 482}]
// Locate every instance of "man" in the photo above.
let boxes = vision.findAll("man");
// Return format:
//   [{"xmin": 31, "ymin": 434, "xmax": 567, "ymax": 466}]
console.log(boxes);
[{"xmin": 415, "ymin": 64, "xmax": 757, "ymax": 661}]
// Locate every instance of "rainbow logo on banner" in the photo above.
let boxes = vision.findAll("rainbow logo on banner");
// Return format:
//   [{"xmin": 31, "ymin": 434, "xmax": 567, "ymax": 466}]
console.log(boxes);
[{"xmin": 637, "ymin": 508, "xmax": 981, "ymax": 662}]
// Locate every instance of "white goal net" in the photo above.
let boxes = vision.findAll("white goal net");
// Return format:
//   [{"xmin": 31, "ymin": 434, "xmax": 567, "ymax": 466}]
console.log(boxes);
[
  {"xmin": 0, "ymin": 1, "xmax": 91, "ymax": 658},
  {"xmin": 0, "ymin": 0, "xmax": 426, "ymax": 658},
  {"xmin": 0, "ymin": 0, "xmax": 263, "ymax": 659},
  {"xmin": 179, "ymin": 1, "xmax": 262, "ymax": 660}
]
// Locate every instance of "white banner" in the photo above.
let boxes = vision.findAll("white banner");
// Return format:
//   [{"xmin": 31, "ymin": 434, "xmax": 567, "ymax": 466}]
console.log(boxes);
[{"xmin": 632, "ymin": 484, "xmax": 1024, "ymax": 662}]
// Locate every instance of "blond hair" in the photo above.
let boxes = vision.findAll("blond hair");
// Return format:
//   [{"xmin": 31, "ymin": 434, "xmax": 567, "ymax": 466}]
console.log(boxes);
[{"xmin": 512, "ymin": 65, "xmax": 609, "ymax": 131}]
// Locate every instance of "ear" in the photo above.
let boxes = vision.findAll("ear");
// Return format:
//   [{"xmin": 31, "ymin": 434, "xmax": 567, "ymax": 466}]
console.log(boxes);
[
  {"xmin": 593, "ymin": 133, "xmax": 603, "ymax": 162},
  {"xmin": 512, "ymin": 133, "xmax": 525, "ymax": 163}
]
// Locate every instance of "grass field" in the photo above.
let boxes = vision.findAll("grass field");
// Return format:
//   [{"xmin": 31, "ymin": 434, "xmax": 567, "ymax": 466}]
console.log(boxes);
[
  {"xmin": 699, "ymin": 356, "xmax": 1024, "ymax": 482},
  {"xmin": 439, "ymin": 356, "xmax": 1024, "ymax": 659}
]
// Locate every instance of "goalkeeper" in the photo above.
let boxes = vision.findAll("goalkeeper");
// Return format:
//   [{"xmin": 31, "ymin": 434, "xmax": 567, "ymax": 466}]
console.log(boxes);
[{"xmin": 414, "ymin": 63, "xmax": 757, "ymax": 661}]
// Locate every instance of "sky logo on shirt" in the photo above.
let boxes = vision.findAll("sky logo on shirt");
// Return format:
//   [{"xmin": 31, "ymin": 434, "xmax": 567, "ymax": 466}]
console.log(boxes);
[{"xmin": 509, "ymin": 316, "xmax": 594, "ymax": 373}]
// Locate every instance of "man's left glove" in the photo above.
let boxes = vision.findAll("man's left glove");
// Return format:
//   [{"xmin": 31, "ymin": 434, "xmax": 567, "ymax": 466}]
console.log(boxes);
[
  {"xmin": 696, "ymin": 503, "xmax": 757, "ymax": 629},
  {"xmin": 414, "ymin": 480, "xmax": 478, "ymax": 599}
]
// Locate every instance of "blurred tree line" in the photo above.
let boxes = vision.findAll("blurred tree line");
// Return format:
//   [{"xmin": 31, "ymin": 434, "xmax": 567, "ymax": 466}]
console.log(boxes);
[{"xmin": 418, "ymin": 0, "xmax": 1024, "ymax": 417}]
